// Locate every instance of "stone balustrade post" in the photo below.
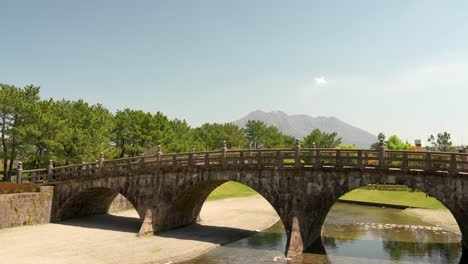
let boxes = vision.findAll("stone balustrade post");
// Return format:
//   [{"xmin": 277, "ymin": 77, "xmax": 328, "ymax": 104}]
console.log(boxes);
[
  {"xmin": 357, "ymin": 150, "xmax": 364, "ymax": 170},
  {"xmin": 80, "ymin": 161, "xmax": 86, "ymax": 177},
  {"xmin": 99, "ymin": 152, "xmax": 105, "ymax": 168},
  {"xmin": 450, "ymin": 154, "xmax": 458, "ymax": 175},
  {"xmin": 156, "ymin": 145, "xmax": 163, "ymax": 167},
  {"xmin": 221, "ymin": 140, "xmax": 227, "ymax": 167},
  {"xmin": 315, "ymin": 150, "xmax": 322, "ymax": 168},
  {"xmin": 294, "ymin": 139, "xmax": 301, "ymax": 167},
  {"xmin": 16, "ymin": 162, "xmax": 23, "ymax": 184},
  {"xmin": 276, "ymin": 150, "xmax": 282, "ymax": 168},
  {"xmin": 47, "ymin": 160, "xmax": 53, "ymax": 182},
  {"xmin": 310, "ymin": 143, "xmax": 316, "ymax": 167},
  {"xmin": 425, "ymin": 152, "xmax": 433, "ymax": 171},
  {"xmin": 459, "ymin": 148, "xmax": 468, "ymax": 172},
  {"xmin": 402, "ymin": 152, "xmax": 409, "ymax": 171},
  {"xmin": 188, "ymin": 153, "xmax": 194, "ymax": 167},
  {"xmin": 239, "ymin": 151, "xmax": 245, "ymax": 167},
  {"xmin": 378, "ymin": 139, "xmax": 386, "ymax": 169},
  {"xmin": 98, "ymin": 153, "xmax": 105, "ymax": 176},
  {"xmin": 247, "ymin": 144, "xmax": 252, "ymax": 164},
  {"xmin": 95, "ymin": 160, "xmax": 100, "ymax": 178},
  {"xmin": 336, "ymin": 150, "xmax": 342, "ymax": 168},
  {"xmin": 463, "ymin": 153, "xmax": 468, "ymax": 171}
]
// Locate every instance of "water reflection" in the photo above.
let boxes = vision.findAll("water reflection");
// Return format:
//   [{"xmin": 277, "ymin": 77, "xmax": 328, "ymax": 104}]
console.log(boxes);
[{"xmin": 181, "ymin": 203, "xmax": 463, "ymax": 264}]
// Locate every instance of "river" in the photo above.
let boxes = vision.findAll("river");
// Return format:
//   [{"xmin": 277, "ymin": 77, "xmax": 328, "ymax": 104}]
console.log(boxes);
[{"xmin": 181, "ymin": 203, "xmax": 463, "ymax": 264}]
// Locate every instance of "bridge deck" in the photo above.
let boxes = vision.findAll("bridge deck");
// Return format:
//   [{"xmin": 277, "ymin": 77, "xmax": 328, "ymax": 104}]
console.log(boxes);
[{"xmin": 19, "ymin": 148, "xmax": 468, "ymax": 184}]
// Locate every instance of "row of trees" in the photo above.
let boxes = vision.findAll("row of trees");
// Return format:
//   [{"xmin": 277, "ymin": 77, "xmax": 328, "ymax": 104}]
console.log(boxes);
[
  {"xmin": 372, "ymin": 132, "xmax": 459, "ymax": 152},
  {"xmin": 1, "ymin": 84, "xmax": 462, "ymax": 180},
  {"xmin": 0, "ymin": 84, "xmax": 344, "ymax": 181}
]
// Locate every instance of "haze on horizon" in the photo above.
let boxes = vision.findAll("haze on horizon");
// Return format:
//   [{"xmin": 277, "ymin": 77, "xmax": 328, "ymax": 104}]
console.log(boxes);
[{"xmin": 2, "ymin": 1, "xmax": 468, "ymax": 145}]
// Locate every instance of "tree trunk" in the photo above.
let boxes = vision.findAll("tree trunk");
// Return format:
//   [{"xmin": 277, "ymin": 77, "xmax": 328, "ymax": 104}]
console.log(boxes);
[
  {"xmin": 1, "ymin": 118, "xmax": 8, "ymax": 181},
  {"xmin": 8, "ymin": 137, "xmax": 16, "ymax": 179}
]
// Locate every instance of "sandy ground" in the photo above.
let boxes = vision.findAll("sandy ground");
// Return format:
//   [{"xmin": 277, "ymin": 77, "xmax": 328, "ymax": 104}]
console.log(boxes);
[
  {"xmin": 0, "ymin": 195, "xmax": 279, "ymax": 264},
  {"xmin": 404, "ymin": 208, "xmax": 461, "ymax": 235}
]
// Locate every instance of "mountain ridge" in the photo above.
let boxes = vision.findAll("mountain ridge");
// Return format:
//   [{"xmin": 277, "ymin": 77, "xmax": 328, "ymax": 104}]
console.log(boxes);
[{"xmin": 232, "ymin": 110, "xmax": 376, "ymax": 148}]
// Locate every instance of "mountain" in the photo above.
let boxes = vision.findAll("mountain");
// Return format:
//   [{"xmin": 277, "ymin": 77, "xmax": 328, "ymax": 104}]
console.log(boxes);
[{"xmin": 232, "ymin": 110, "xmax": 376, "ymax": 148}]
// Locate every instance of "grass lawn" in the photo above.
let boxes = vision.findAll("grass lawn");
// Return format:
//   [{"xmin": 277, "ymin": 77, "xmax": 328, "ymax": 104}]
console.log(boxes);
[
  {"xmin": 206, "ymin": 181, "xmax": 257, "ymax": 201},
  {"xmin": 339, "ymin": 189, "xmax": 447, "ymax": 210},
  {"xmin": 206, "ymin": 181, "xmax": 447, "ymax": 210}
]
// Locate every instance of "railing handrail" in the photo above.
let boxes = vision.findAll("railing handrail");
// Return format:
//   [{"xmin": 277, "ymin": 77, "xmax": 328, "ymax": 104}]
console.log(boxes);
[{"xmin": 20, "ymin": 148, "xmax": 468, "ymax": 184}]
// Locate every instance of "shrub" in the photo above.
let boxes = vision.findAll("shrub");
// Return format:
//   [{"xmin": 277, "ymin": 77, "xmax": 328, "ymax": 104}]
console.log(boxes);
[{"xmin": 0, "ymin": 183, "xmax": 40, "ymax": 194}]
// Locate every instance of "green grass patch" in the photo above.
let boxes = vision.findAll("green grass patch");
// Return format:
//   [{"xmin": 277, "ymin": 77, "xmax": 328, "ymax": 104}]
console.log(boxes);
[
  {"xmin": 206, "ymin": 181, "xmax": 257, "ymax": 201},
  {"xmin": 340, "ymin": 189, "xmax": 447, "ymax": 210}
]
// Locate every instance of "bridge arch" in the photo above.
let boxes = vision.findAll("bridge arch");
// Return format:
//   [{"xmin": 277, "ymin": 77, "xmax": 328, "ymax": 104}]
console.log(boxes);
[
  {"xmin": 286, "ymin": 170, "xmax": 468, "ymax": 258},
  {"xmin": 54, "ymin": 185, "xmax": 143, "ymax": 222},
  {"xmin": 312, "ymin": 181, "xmax": 465, "ymax": 262},
  {"xmin": 59, "ymin": 187, "xmax": 121, "ymax": 220},
  {"xmin": 153, "ymin": 176, "xmax": 284, "ymax": 233}
]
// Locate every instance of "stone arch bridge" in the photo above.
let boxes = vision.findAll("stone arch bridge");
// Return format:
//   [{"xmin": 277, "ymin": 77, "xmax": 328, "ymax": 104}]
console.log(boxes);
[{"xmin": 20, "ymin": 144, "xmax": 468, "ymax": 257}]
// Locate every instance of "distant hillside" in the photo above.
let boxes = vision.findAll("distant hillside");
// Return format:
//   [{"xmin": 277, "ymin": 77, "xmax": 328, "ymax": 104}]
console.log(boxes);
[{"xmin": 232, "ymin": 110, "xmax": 376, "ymax": 148}]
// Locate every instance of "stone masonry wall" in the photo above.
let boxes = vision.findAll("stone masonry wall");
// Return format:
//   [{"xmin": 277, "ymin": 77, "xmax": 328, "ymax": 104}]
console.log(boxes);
[{"xmin": 0, "ymin": 186, "xmax": 53, "ymax": 229}]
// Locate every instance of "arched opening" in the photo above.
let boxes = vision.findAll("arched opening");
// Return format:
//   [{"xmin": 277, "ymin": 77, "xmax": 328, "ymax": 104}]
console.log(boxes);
[
  {"xmin": 58, "ymin": 187, "xmax": 141, "ymax": 233},
  {"xmin": 158, "ymin": 180, "xmax": 289, "ymax": 262},
  {"xmin": 313, "ymin": 184, "xmax": 464, "ymax": 263}
]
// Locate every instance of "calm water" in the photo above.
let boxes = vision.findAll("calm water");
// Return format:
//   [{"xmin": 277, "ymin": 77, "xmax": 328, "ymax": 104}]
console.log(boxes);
[{"xmin": 182, "ymin": 203, "xmax": 463, "ymax": 264}]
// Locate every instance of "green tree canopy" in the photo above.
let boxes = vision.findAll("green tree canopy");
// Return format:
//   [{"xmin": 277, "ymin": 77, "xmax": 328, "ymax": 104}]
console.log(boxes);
[
  {"xmin": 243, "ymin": 120, "xmax": 268, "ymax": 148},
  {"xmin": 301, "ymin": 129, "xmax": 342, "ymax": 148},
  {"xmin": 53, "ymin": 100, "xmax": 115, "ymax": 164},
  {"xmin": 194, "ymin": 123, "xmax": 248, "ymax": 151},
  {"xmin": 114, "ymin": 109, "xmax": 170, "ymax": 157},
  {"xmin": 0, "ymin": 84, "xmax": 40, "ymax": 179},
  {"xmin": 386, "ymin": 135, "xmax": 411, "ymax": 150},
  {"xmin": 243, "ymin": 120, "xmax": 294, "ymax": 149},
  {"xmin": 427, "ymin": 132, "xmax": 455, "ymax": 152}
]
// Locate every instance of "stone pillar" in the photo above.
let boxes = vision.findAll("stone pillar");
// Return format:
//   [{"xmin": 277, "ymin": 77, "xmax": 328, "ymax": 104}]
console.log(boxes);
[
  {"xmin": 16, "ymin": 162, "xmax": 23, "ymax": 184},
  {"xmin": 283, "ymin": 209, "xmax": 328, "ymax": 258},
  {"xmin": 378, "ymin": 139, "xmax": 386, "ymax": 169},
  {"xmin": 138, "ymin": 208, "xmax": 157, "ymax": 235},
  {"xmin": 460, "ymin": 148, "xmax": 468, "ymax": 171},
  {"xmin": 295, "ymin": 139, "xmax": 301, "ymax": 167},
  {"xmin": 156, "ymin": 145, "xmax": 163, "ymax": 167},
  {"xmin": 47, "ymin": 160, "xmax": 53, "ymax": 176},
  {"xmin": 286, "ymin": 216, "xmax": 304, "ymax": 257},
  {"xmin": 221, "ymin": 140, "xmax": 227, "ymax": 167},
  {"xmin": 98, "ymin": 152, "xmax": 105, "ymax": 168}
]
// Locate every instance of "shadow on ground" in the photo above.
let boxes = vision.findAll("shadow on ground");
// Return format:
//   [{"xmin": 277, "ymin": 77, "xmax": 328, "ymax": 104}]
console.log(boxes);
[
  {"xmin": 158, "ymin": 223, "xmax": 258, "ymax": 245},
  {"xmin": 58, "ymin": 213, "xmax": 142, "ymax": 233},
  {"xmin": 58, "ymin": 213, "xmax": 258, "ymax": 247}
]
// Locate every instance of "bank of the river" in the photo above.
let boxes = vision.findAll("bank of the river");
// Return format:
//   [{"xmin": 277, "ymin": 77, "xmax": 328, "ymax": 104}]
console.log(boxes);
[
  {"xmin": 338, "ymin": 188, "xmax": 446, "ymax": 209},
  {"xmin": 206, "ymin": 181, "xmax": 257, "ymax": 201},
  {"xmin": 0, "ymin": 195, "xmax": 279, "ymax": 264},
  {"xmin": 215, "ymin": 181, "xmax": 447, "ymax": 210},
  {"xmin": 404, "ymin": 208, "xmax": 461, "ymax": 235}
]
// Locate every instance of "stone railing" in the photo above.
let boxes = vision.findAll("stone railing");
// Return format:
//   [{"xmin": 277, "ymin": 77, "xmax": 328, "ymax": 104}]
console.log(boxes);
[{"xmin": 17, "ymin": 145, "xmax": 468, "ymax": 184}]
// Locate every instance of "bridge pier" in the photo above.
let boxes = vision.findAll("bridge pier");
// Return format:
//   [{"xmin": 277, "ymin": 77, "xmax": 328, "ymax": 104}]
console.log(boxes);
[
  {"xmin": 282, "ymin": 201, "xmax": 333, "ymax": 258},
  {"xmin": 138, "ymin": 208, "xmax": 157, "ymax": 235}
]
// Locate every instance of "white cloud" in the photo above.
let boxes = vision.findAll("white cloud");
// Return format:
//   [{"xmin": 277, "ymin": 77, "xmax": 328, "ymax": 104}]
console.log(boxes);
[{"xmin": 314, "ymin": 76, "xmax": 328, "ymax": 87}]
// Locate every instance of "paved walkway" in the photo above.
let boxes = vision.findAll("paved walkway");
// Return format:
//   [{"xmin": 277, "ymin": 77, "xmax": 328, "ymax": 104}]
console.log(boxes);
[{"xmin": 0, "ymin": 195, "xmax": 279, "ymax": 264}]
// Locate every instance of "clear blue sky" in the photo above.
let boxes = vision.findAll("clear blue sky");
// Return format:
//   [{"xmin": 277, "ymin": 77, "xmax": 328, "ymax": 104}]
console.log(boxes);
[{"xmin": 2, "ymin": 1, "xmax": 468, "ymax": 145}]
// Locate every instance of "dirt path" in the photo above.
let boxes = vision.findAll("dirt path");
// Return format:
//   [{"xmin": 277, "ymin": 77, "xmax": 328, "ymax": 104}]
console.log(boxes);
[{"xmin": 0, "ymin": 195, "xmax": 279, "ymax": 264}]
